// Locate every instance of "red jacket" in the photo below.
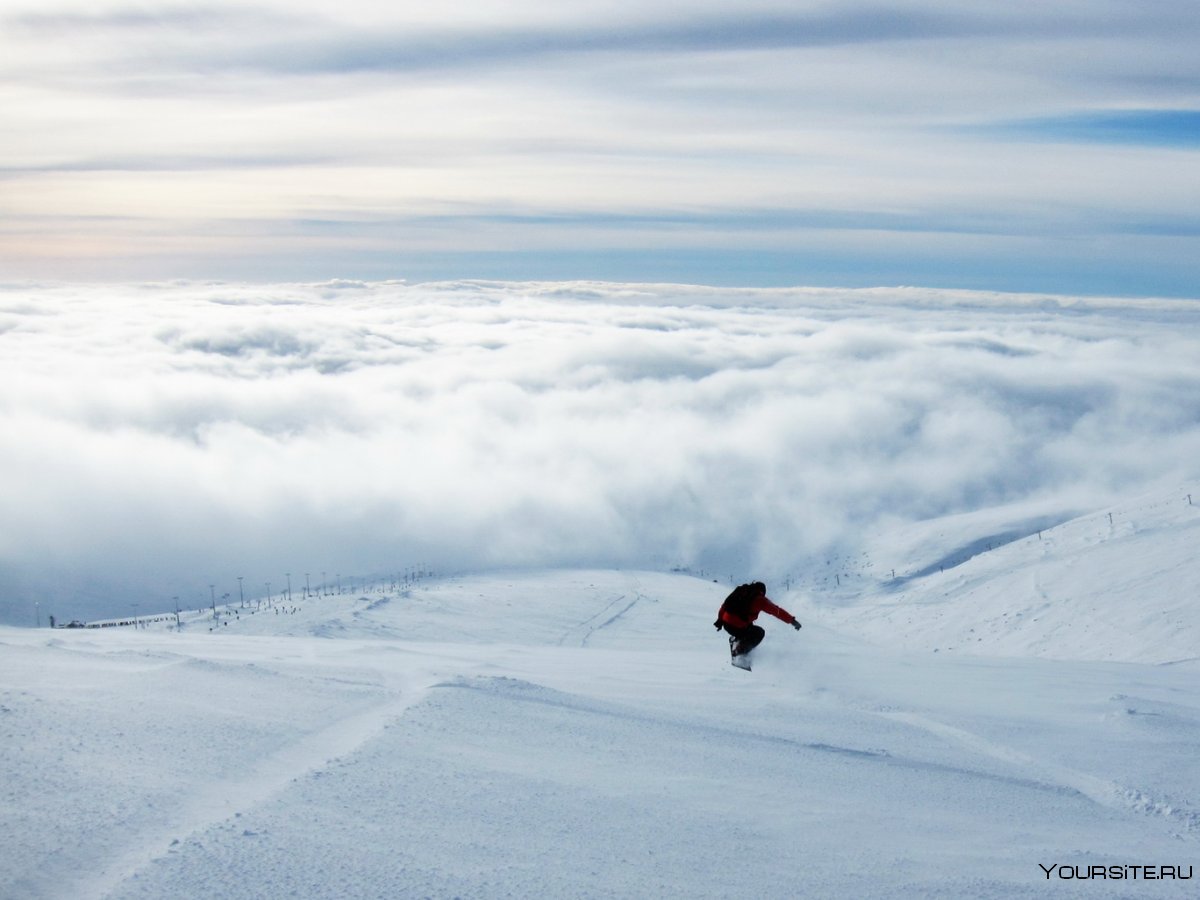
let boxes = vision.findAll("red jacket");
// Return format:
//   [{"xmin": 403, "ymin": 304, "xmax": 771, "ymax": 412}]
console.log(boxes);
[{"xmin": 719, "ymin": 595, "xmax": 797, "ymax": 630}]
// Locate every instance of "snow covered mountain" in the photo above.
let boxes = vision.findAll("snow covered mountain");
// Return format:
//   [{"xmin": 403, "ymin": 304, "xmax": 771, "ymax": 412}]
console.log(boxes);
[
  {"xmin": 2, "ymin": 488, "xmax": 1198, "ymax": 898},
  {"xmin": 809, "ymin": 484, "xmax": 1200, "ymax": 664}
]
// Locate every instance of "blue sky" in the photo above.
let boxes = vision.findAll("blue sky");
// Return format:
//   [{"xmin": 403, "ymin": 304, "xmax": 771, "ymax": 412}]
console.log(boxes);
[
  {"xmin": 2, "ymin": 0, "xmax": 1199, "ymax": 295},
  {"xmin": 996, "ymin": 110, "xmax": 1200, "ymax": 149}
]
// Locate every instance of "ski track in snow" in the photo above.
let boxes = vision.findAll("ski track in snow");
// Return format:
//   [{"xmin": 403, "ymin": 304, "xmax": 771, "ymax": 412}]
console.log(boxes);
[
  {"xmin": 556, "ymin": 573, "xmax": 646, "ymax": 647},
  {"xmin": 443, "ymin": 673, "xmax": 893, "ymax": 763},
  {"xmin": 557, "ymin": 592, "xmax": 640, "ymax": 647},
  {"xmin": 69, "ymin": 688, "xmax": 434, "ymax": 900},
  {"xmin": 875, "ymin": 709, "xmax": 1200, "ymax": 841}
]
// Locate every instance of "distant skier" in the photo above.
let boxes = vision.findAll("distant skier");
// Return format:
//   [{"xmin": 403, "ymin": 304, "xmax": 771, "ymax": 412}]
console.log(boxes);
[{"xmin": 714, "ymin": 581, "xmax": 800, "ymax": 669}]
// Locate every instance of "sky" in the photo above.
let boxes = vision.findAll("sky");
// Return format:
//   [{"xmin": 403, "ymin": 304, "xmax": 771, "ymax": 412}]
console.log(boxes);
[
  {"xmin": 3, "ymin": 280, "xmax": 1199, "ymax": 625},
  {"xmin": 2, "ymin": 0, "xmax": 1200, "ymax": 294},
  {"xmin": 3, "ymin": 2, "xmax": 1200, "ymax": 624}
]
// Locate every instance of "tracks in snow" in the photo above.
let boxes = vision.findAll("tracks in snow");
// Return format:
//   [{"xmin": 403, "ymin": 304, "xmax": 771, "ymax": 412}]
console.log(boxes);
[
  {"xmin": 875, "ymin": 708, "xmax": 1200, "ymax": 841},
  {"xmin": 557, "ymin": 581, "xmax": 645, "ymax": 648},
  {"xmin": 73, "ymin": 689, "xmax": 431, "ymax": 900}
]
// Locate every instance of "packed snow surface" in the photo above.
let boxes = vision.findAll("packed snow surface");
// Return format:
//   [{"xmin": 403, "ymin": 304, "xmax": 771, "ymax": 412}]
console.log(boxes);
[{"xmin": 3, "ymin": 490, "xmax": 1199, "ymax": 898}]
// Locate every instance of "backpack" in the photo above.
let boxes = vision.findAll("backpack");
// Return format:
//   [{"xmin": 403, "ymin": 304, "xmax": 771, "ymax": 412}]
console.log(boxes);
[{"xmin": 721, "ymin": 583, "xmax": 757, "ymax": 621}]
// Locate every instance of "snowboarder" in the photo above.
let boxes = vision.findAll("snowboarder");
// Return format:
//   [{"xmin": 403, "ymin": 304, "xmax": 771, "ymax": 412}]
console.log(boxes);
[{"xmin": 714, "ymin": 581, "xmax": 800, "ymax": 668}]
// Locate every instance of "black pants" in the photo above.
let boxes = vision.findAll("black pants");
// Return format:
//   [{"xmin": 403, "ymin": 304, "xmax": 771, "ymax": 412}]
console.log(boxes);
[{"xmin": 723, "ymin": 623, "xmax": 764, "ymax": 655}]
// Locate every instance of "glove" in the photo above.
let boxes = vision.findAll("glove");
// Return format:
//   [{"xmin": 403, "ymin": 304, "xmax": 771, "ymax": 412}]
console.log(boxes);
[{"xmin": 791, "ymin": 620, "xmax": 802, "ymax": 630}]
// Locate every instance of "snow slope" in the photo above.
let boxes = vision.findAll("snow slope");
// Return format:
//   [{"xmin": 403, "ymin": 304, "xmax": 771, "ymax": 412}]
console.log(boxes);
[
  {"xmin": 2, "ymin": 542, "xmax": 1198, "ymax": 897},
  {"xmin": 809, "ymin": 485, "xmax": 1200, "ymax": 664}
]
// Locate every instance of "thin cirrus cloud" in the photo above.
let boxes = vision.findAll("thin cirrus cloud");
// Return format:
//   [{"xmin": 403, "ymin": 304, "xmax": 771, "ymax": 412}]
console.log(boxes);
[
  {"xmin": 202, "ymin": 11, "xmax": 1009, "ymax": 77},
  {"xmin": 2, "ymin": 281, "xmax": 1199, "ymax": 624},
  {"xmin": 1, "ymin": 1, "xmax": 1199, "ymax": 294}
]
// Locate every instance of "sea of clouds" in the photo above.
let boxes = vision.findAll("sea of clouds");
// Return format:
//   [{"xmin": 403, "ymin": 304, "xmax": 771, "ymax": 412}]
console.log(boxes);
[{"xmin": 2, "ymin": 280, "xmax": 1198, "ymax": 624}]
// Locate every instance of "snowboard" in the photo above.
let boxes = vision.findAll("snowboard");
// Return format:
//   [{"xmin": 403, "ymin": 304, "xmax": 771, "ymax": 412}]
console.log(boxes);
[{"xmin": 729, "ymin": 636, "xmax": 752, "ymax": 670}]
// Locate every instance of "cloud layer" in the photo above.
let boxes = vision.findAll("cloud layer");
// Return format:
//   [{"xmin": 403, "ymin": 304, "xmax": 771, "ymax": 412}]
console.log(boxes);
[
  {"xmin": 2, "ymin": 1, "xmax": 1199, "ymax": 293},
  {"xmin": 2, "ymin": 280, "xmax": 1199, "ymax": 623}
]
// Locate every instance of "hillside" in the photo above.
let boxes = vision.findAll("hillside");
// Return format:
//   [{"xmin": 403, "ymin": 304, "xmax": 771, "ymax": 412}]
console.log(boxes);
[
  {"xmin": 2, "ymin": 552, "xmax": 1198, "ymax": 898},
  {"xmin": 805, "ymin": 485, "xmax": 1200, "ymax": 664}
]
